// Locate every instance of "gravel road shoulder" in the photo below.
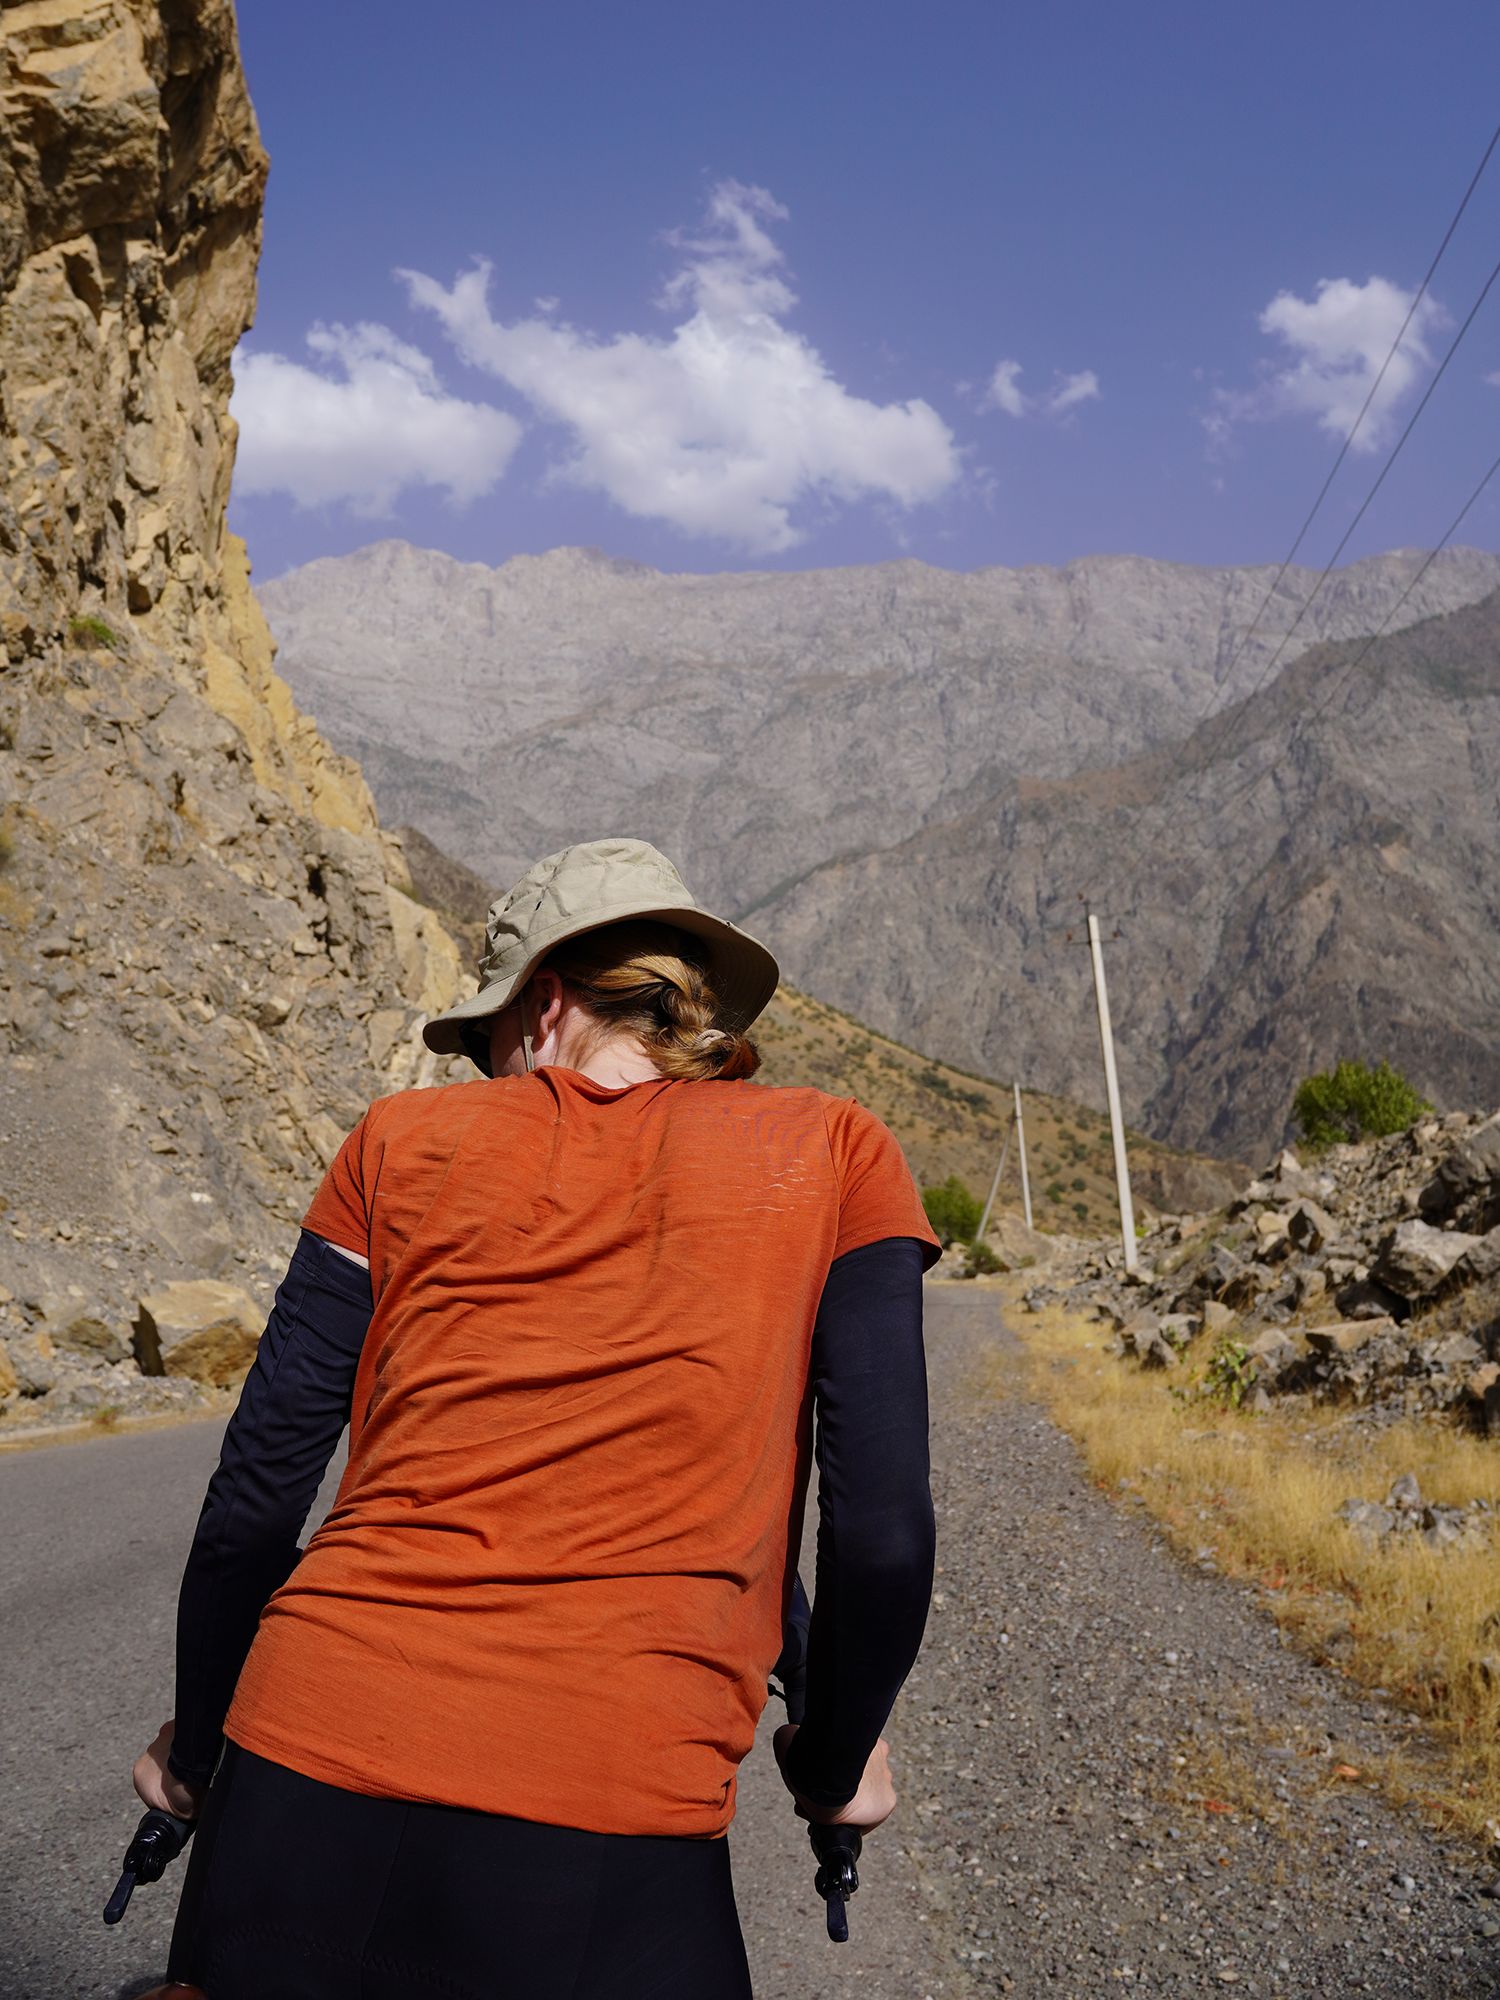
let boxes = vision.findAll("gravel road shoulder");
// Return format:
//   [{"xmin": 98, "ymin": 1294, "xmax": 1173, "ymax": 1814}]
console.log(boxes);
[{"xmin": 738, "ymin": 1284, "xmax": 1500, "ymax": 1999}]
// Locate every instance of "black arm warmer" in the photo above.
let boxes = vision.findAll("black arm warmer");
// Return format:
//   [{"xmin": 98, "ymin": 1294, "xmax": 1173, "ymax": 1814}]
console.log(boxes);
[
  {"xmin": 780, "ymin": 1236, "xmax": 936, "ymax": 1809},
  {"xmin": 167, "ymin": 1231, "xmax": 372, "ymax": 1787}
]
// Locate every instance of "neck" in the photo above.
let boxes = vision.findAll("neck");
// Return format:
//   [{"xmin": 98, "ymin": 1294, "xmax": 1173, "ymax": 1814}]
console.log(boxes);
[{"xmin": 554, "ymin": 1034, "xmax": 664, "ymax": 1089}]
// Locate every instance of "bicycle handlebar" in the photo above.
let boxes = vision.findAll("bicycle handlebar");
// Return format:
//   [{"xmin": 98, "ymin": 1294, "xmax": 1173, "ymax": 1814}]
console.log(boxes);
[{"xmin": 103, "ymin": 1808, "xmax": 196, "ymax": 1926}]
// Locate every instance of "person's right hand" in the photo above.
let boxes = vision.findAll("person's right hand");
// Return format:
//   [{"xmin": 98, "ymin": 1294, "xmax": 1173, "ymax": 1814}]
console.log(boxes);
[
  {"xmin": 773, "ymin": 1725, "xmax": 897, "ymax": 1832},
  {"xmin": 132, "ymin": 1718, "xmax": 204, "ymax": 1821}
]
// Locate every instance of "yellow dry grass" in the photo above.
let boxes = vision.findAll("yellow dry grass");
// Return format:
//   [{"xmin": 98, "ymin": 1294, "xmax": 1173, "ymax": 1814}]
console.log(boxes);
[{"xmin": 1008, "ymin": 1291, "xmax": 1500, "ymax": 1843}]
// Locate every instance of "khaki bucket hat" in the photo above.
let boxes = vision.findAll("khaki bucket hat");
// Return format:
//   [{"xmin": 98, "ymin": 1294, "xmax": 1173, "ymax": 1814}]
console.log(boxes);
[{"xmin": 422, "ymin": 837, "xmax": 781, "ymax": 1057}]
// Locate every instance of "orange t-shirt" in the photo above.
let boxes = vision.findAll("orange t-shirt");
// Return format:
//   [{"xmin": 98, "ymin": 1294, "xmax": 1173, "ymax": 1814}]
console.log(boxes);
[{"xmin": 225, "ymin": 1067, "xmax": 938, "ymax": 1837}]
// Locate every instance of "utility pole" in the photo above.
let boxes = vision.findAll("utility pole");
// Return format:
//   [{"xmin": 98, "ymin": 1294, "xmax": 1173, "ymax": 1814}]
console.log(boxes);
[
  {"xmin": 1086, "ymin": 910, "xmax": 1137, "ymax": 1271},
  {"xmin": 1013, "ymin": 1081, "xmax": 1033, "ymax": 1230},
  {"xmin": 977, "ymin": 1111, "xmax": 1015, "ymax": 1245}
]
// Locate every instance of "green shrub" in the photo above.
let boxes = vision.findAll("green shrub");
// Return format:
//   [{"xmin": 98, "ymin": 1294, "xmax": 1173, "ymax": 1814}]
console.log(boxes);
[
  {"xmin": 960, "ymin": 1238, "xmax": 1004, "ymax": 1279},
  {"xmin": 1203, "ymin": 1337, "xmax": 1256, "ymax": 1409},
  {"xmin": 68, "ymin": 612, "xmax": 123, "ymax": 652},
  {"xmin": 1291, "ymin": 1059, "xmax": 1432, "ymax": 1149},
  {"xmin": 1072, "ymin": 1201, "xmax": 1089, "ymax": 1220},
  {"xmin": 921, "ymin": 1175, "xmax": 982, "ymax": 1246},
  {"xmin": 1045, "ymin": 1180, "xmax": 1066, "ymax": 1203},
  {"xmin": 1070, "ymin": 1176, "xmax": 1086, "ymax": 1192}
]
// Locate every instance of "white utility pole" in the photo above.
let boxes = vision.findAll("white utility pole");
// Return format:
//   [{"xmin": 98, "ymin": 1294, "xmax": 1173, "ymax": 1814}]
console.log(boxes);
[
  {"xmin": 977, "ymin": 1113, "xmax": 1015, "ymax": 1244},
  {"xmin": 1012, "ymin": 1081, "xmax": 1033, "ymax": 1230},
  {"xmin": 1086, "ymin": 911, "xmax": 1138, "ymax": 1270}
]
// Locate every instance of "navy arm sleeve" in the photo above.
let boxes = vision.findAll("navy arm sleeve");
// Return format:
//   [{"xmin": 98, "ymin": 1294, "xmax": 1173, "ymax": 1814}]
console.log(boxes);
[
  {"xmin": 167, "ymin": 1231, "xmax": 373, "ymax": 1788},
  {"xmin": 780, "ymin": 1236, "xmax": 935, "ymax": 1809}
]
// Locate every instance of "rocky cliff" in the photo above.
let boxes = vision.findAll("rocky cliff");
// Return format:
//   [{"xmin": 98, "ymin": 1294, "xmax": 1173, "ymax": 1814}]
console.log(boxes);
[
  {"xmin": 0, "ymin": 0, "xmax": 466, "ymax": 1428},
  {"xmin": 766, "ymin": 586, "xmax": 1500, "ymax": 1158},
  {"xmin": 261, "ymin": 539, "xmax": 1500, "ymax": 1162}
]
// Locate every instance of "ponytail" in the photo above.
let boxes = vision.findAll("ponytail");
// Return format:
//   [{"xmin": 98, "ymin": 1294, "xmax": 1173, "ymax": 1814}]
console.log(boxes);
[{"xmin": 543, "ymin": 921, "xmax": 761, "ymax": 1082}]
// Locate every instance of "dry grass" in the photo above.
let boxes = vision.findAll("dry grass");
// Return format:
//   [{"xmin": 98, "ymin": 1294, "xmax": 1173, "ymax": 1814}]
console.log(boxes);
[
  {"xmin": 1163, "ymin": 1729, "xmax": 1283, "ymax": 1830},
  {"xmin": 754, "ymin": 985, "xmax": 1240, "ymax": 1233},
  {"xmin": 1009, "ymin": 1290, "xmax": 1500, "ymax": 1843}
]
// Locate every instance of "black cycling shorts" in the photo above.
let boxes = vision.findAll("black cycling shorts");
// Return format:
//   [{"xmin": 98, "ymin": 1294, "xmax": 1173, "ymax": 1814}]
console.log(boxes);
[{"xmin": 170, "ymin": 1742, "xmax": 752, "ymax": 2000}]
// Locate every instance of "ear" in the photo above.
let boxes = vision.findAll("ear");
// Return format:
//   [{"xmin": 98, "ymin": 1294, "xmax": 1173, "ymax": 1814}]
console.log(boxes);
[{"xmin": 531, "ymin": 968, "xmax": 566, "ymax": 1039}]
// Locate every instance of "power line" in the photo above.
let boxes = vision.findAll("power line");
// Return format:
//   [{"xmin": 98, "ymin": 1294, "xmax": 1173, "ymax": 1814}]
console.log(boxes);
[
  {"xmin": 1207, "ymin": 439, "xmax": 1500, "ymax": 820},
  {"xmin": 1147, "ymin": 121, "xmax": 1500, "ymax": 849},
  {"xmin": 1153, "ymin": 240, "xmax": 1500, "ymax": 852}
]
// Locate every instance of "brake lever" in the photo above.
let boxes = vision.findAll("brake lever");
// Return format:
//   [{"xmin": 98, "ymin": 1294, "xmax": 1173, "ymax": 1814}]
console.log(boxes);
[{"xmin": 103, "ymin": 1808, "xmax": 196, "ymax": 1925}]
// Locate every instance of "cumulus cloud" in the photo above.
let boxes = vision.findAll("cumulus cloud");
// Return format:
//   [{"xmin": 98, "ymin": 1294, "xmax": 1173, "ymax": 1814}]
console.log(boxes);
[
  {"xmin": 979, "ymin": 358, "xmax": 1101, "ymax": 419},
  {"xmin": 399, "ymin": 181, "xmax": 960, "ymax": 553},
  {"xmin": 1211, "ymin": 276, "xmax": 1443, "ymax": 453},
  {"xmin": 231, "ymin": 323, "xmax": 523, "ymax": 514}
]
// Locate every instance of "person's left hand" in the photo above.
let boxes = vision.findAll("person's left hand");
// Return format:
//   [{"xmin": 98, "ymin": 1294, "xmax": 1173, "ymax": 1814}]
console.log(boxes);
[{"xmin": 132, "ymin": 1718, "xmax": 205, "ymax": 1820}]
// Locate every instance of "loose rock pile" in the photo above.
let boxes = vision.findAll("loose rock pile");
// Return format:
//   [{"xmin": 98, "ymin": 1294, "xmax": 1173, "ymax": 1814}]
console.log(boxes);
[
  {"xmin": 1336, "ymin": 1473, "xmax": 1493, "ymax": 1550},
  {"xmin": 1031, "ymin": 1111, "xmax": 1500, "ymax": 1429}
]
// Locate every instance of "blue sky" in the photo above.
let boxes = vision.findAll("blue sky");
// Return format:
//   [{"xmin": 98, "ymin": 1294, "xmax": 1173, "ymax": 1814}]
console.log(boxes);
[{"xmin": 231, "ymin": 0, "xmax": 1500, "ymax": 581}]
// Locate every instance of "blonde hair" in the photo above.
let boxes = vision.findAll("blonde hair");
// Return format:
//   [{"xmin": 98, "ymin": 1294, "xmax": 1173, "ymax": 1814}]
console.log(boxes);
[{"xmin": 542, "ymin": 920, "xmax": 761, "ymax": 1082}]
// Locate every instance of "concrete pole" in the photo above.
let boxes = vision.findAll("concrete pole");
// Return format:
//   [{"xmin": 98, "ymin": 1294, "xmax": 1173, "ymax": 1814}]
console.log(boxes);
[
  {"xmin": 1086, "ymin": 911, "xmax": 1137, "ymax": 1270},
  {"xmin": 977, "ymin": 1113, "xmax": 1015, "ymax": 1244},
  {"xmin": 1013, "ymin": 1082, "xmax": 1033, "ymax": 1230}
]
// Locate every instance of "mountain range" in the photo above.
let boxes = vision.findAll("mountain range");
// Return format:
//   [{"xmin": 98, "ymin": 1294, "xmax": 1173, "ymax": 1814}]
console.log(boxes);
[{"xmin": 261, "ymin": 540, "xmax": 1500, "ymax": 1156}]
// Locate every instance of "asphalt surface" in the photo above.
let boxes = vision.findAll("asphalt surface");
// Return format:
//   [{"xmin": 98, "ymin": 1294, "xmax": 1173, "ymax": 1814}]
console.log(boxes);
[{"xmin": 4, "ymin": 1288, "xmax": 1499, "ymax": 1998}]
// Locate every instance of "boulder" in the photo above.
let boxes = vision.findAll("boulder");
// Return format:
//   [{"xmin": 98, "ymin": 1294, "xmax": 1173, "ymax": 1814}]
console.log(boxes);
[
  {"xmin": 1286, "ymin": 1199, "xmax": 1336, "ymax": 1254},
  {"xmin": 1449, "ymin": 1226, "xmax": 1500, "ymax": 1290},
  {"xmin": 1418, "ymin": 1119, "xmax": 1500, "ymax": 1228},
  {"xmin": 1254, "ymin": 1209, "xmax": 1290, "ymax": 1248},
  {"xmin": 1468, "ymin": 1365, "xmax": 1500, "ymax": 1437},
  {"xmin": 1200, "ymin": 1300, "xmax": 1236, "ymax": 1337},
  {"xmin": 1121, "ymin": 1310, "xmax": 1177, "ymax": 1369},
  {"xmin": 1306, "ymin": 1318, "xmax": 1394, "ymax": 1360},
  {"xmin": 1270, "ymin": 1149, "xmax": 1319, "ymax": 1199},
  {"xmin": 1294, "ymin": 1266, "xmax": 1329, "ymax": 1308},
  {"xmin": 48, "ymin": 1313, "xmax": 131, "ymax": 1366},
  {"xmin": 1334, "ymin": 1275, "xmax": 1406, "ymax": 1322},
  {"xmin": 1374, "ymin": 1219, "xmax": 1485, "ymax": 1300},
  {"xmin": 1424, "ymin": 1332, "xmax": 1484, "ymax": 1376},
  {"xmin": 132, "ymin": 1282, "xmax": 262, "ymax": 1387},
  {"xmin": 1217, "ymin": 1257, "xmax": 1271, "ymax": 1313},
  {"xmin": 3, "ymin": 1331, "xmax": 57, "ymax": 1397},
  {"xmin": 1242, "ymin": 1327, "xmax": 1304, "ymax": 1390},
  {"xmin": 1337, "ymin": 1498, "xmax": 1397, "ymax": 1542}
]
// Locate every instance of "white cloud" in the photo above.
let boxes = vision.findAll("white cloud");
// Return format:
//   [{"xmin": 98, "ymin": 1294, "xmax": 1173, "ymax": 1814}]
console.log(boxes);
[
  {"xmin": 1048, "ymin": 369, "xmax": 1101, "ymax": 415},
  {"xmin": 231, "ymin": 322, "xmax": 523, "ymax": 514},
  {"xmin": 399, "ymin": 180, "xmax": 960, "ymax": 553},
  {"xmin": 979, "ymin": 357, "xmax": 1100, "ymax": 419},
  {"xmin": 982, "ymin": 359, "xmax": 1028, "ymax": 417},
  {"xmin": 1212, "ymin": 275, "xmax": 1442, "ymax": 453}
]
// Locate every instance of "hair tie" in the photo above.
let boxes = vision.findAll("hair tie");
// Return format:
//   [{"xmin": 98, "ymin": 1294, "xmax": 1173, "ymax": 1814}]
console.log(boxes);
[{"xmin": 692, "ymin": 1028, "xmax": 729, "ymax": 1052}]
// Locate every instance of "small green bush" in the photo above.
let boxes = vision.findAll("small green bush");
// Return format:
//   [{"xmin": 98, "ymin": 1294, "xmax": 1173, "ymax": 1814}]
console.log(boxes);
[
  {"xmin": 68, "ymin": 612, "xmax": 123, "ymax": 652},
  {"xmin": 1203, "ymin": 1337, "xmax": 1256, "ymax": 1409},
  {"xmin": 1045, "ymin": 1180, "xmax": 1066, "ymax": 1203},
  {"xmin": 1291, "ymin": 1059, "xmax": 1432, "ymax": 1149},
  {"xmin": 1072, "ymin": 1201, "xmax": 1089, "ymax": 1220},
  {"xmin": 921, "ymin": 1175, "xmax": 982, "ymax": 1246},
  {"xmin": 1070, "ymin": 1176, "xmax": 1086, "ymax": 1192},
  {"xmin": 960, "ymin": 1238, "xmax": 1004, "ymax": 1279}
]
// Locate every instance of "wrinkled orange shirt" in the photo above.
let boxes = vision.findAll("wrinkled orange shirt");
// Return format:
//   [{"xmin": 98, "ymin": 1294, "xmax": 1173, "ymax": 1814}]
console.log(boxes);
[{"xmin": 225, "ymin": 1068, "xmax": 937, "ymax": 1837}]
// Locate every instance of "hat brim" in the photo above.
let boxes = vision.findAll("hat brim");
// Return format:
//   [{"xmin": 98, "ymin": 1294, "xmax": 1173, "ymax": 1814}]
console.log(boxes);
[{"xmin": 421, "ymin": 898, "xmax": 781, "ymax": 1057}]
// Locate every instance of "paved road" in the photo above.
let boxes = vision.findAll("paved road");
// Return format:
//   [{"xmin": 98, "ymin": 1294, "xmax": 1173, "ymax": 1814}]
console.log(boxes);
[{"xmin": 4, "ymin": 1290, "xmax": 1499, "ymax": 1998}]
